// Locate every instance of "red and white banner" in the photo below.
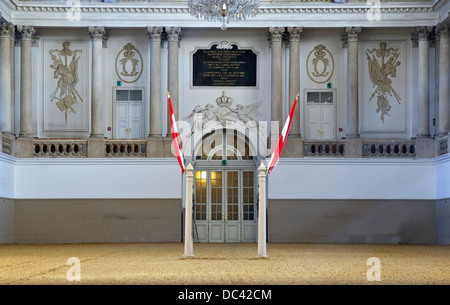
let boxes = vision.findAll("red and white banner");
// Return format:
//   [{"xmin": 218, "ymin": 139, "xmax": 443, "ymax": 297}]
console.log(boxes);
[
  {"xmin": 168, "ymin": 92, "xmax": 186, "ymax": 174},
  {"xmin": 267, "ymin": 95, "xmax": 298, "ymax": 175}
]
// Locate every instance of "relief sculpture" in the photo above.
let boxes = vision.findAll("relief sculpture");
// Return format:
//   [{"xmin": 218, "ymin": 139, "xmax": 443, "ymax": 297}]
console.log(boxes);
[
  {"xmin": 307, "ymin": 44, "xmax": 334, "ymax": 84},
  {"xmin": 49, "ymin": 41, "xmax": 83, "ymax": 124},
  {"xmin": 115, "ymin": 43, "xmax": 143, "ymax": 83},
  {"xmin": 366, "ymin": 42, "xmax": 401, "ymax": 123}
]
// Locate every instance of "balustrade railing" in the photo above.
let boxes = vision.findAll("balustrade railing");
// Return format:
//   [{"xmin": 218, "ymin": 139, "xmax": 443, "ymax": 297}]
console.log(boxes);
[
  {"xmin": 303, "ymin": 141, "xmax": 345, "ymax": 157},
  {"xmin": 33, "ymin": 139, "xmax": 87, "ymax": 157},
  {"xmin": 362, "ymin": 140, "xmax": 416, "ymax": 158},
  {"xmin": 105, "ymin": 140, "xmax": 146, "ymax": 157}
]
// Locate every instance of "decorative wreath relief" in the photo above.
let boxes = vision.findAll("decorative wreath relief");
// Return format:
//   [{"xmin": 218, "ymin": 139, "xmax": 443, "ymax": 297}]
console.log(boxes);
[
  {"xmin": 306, "ymin": 44, "xmax": 334, "ymax": 84},
  {"xmin": 49, "ymin": 41, "xmax": 83, "ymax": 124},
  {"xmin": 366, "ymin": 42, "xmax": 401, "ymax": 123},
  {"xmin": 115, "ymin": 43, "xmax": 143, "ymax": 83}
]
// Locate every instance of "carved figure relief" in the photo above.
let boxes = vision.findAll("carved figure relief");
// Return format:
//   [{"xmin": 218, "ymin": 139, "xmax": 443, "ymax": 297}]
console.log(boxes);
[
  {"xmin": 188, "ymin": 92, "xmax": 262, "ymax": 137},
  {"xmin": 366, "ymin": 42, "xmax": 401, "ymax": 123},
  {"xmin": 49, "ymin": 41, "xmax": 83, "ymax": 124},
  {"xmin": 115, "ymin": 43, "xmax": 143, "ymax": 83},
  {"xmin": 307, "ymin": 44, "xmax": 334, "ymax": 83}
]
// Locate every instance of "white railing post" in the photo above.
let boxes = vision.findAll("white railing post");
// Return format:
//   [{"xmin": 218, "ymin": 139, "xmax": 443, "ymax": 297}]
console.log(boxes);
[
  {"xmin": 183, "ymin": 163, "xmax": 194, "ymax": 258},
  {"xmin": 257, "ymin": 162, "xmax": 268, "ymax": 258}
]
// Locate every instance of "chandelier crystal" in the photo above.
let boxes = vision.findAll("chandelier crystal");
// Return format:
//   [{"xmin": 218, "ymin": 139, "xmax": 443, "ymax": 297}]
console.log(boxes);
[{"xmin": 187, "ymin": 0, "xmax": 261, "ymax": 30}]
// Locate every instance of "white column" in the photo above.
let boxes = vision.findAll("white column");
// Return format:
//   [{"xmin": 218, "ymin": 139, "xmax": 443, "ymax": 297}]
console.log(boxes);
[
  {"xmin": 417, "ymin": 27, "xmax": 431, "ymax": 138},
  {"xmin": 10, "ymin": 26, "xmax": 16, "ymax": 135},
  {"xmin": 438, "ymin": 24, "xmax": 450, "ymax": 136},
  {"xmin": 345, "ymin": 27, "xmax": 361, "ymax": 138},
  {"xmin": 148, "ymin": 27, "xmax": 163, "ymax": 138},
  {"xmin": 0, "ymin": 23, "xmax": 13, "ymax": 136},
  {"xmin": 183, "ymin": 163, "xmax": 194, "ymax": 258},
  {"xmin": 17, "ymin": 25, "xmax": 35, "ymax": 138},
  {"xmin": 166, "ymin": 27, "xmax": 181, "ymax": 134},
  {"xmin": 88, "ymin": 26, "xmax": 106, "ymax": 138},
  {"xmin": 287, "ymin": 27, "xmax": 302, "ymax": 137},
  {"xmin": 269, "ymin": 27, "xmax": 284, "ymax": 131},
  {"xmin": 257, "ymin": 163, "xmax": 267, "ymax": 258}
]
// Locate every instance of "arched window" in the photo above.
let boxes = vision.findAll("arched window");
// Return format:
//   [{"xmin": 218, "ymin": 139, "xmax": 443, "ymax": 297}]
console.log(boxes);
[{"xmin": 195, "ymin": 129, "xmax": 255, "ymax": 161}]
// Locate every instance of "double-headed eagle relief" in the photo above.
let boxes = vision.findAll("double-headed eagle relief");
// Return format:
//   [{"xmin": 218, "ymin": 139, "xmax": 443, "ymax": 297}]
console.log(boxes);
[
  {"xmin": 366, "ymin": 42, "xmax": 401, "ymax": 123},
  {"xmin": 49, "ymin": 41, "xmax": 83, "ymax": 124}
]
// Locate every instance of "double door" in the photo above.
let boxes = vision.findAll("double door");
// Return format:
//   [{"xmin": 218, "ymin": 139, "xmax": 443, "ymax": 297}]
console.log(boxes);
[
  {"xmin": 194, "ymin": 169, "xmax": 256, "ymax": 243},
  {"xmin": 305, "ymin": 90, "xmax": 335, "ymax": 140}
]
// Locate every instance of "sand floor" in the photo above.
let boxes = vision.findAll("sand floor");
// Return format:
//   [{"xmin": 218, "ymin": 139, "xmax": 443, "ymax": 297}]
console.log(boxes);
[{"xmin": 0, "ymin": 242, "xmax": 449, "ymax": 285}]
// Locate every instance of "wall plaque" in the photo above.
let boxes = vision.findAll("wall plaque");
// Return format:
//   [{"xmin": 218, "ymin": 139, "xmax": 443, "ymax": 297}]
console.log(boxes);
[{"xmin": 192, "ymin": 43, "xmax": 257, "ymax": 87}]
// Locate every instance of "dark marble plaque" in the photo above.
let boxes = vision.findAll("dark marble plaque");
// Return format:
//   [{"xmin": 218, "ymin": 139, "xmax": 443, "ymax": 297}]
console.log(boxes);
[{"xmin": 193, "ymin": 44, "xmax": 257, "ymax": 87}]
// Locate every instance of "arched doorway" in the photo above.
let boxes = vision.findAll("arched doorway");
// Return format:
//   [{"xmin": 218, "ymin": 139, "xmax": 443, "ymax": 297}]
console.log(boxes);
[{"xmin": 192, "ymin": 128, "xmax": 258, "ymax": 243}]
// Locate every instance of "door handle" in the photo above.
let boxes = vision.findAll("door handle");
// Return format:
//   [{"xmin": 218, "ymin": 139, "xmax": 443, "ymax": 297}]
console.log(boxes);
[
  {"xmin": 320, "ymin": 129, "xmax": 323, "ymax": 136},
  {"xmin": 222, "ymin": 213, "xmax": 224, "ymax": 220},
  {"xmin": 226, "ymin": 213, "xmax": 229, "ymax": 221}
]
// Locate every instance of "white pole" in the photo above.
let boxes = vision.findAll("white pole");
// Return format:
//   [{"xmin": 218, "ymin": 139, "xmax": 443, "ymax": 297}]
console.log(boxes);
[
  {"xmin": 183, "ymin": 163, "xmax": 194, "ymax": 258},
  {"xmin": 257, "ymin": 162, "xmax": 268, "ymax": 258}
]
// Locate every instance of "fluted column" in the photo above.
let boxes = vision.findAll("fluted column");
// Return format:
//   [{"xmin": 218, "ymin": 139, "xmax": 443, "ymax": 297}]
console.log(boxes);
[
  {"xmin": 287, "ymin": 27, "xmax": 302, "ymax": 137},
  {"xmin": 345, "ymin": 27, "xmax": 361, "ymax": 139},
  {"xmin": 166, "ymin": 27, "xmax": 181, "ymax": 135},
  {"xmin": 437, "ymin": 24, "xmax": 449, "ymax": 137},
  {"xmin": 269, "ymin": 27, "xmax": 284, "ymax": 131},
  {"xmin": 88, "ymin": 26, "xmax": 106, "ymax": 138},
  {"xmin": 0, "ymin": 23, "xmax": 14, "ymax": 136},
  {"xmin": 416, "ymin": 27, "xmax": 431, "ymax": 138},
  {"xmin": 148, "ymin": 27, "xmax": 163, "ymax": 138},
  {"xmin": 17, "ymin": 25, "xmax": 35, "ymax": 138}
]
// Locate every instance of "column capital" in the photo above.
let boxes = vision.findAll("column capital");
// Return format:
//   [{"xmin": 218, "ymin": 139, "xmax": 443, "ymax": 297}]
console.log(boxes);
[
  {"xmin": 17, "ymin": 25, "xmax": 36, "ymax": 41},
  {"xmin": 416, "ymin": 26, "xmax": 431, "ymax": 40},
  {"xmin": 166, "ymin": 27, "xmax": 181, "ymax": 42},
  {"xmin": 437, "ymin": 23, "xmax": 450, "ymax": 39},
  {"xmin": 147, "ymin": 26, "xmax": 163, "ymax": 42},
  {"xmin": 268, "ymin": 27, "xmax": 284, "ymax": 42},
  {"xmin": 0, "ymin": 23, "xmax": 14, "ymax": 39},
  {"xmin": 287, "ymin": 27, "xmax": 303, "ymax": 43},
  {"xmin": 344, "ymin": 27, "xmax": 362, "ymax": 42},
  {"xmin": 88, "ymin": 26, "xmax": 107, "ymax": 40}
]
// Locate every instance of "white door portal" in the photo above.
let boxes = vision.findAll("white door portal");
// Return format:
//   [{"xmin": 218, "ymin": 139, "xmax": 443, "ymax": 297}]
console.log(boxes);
[
  {"xmin": 113, "ymin": 88, "xmax": 144, "ymax": 139},
  {"xmin": 305, "ymin": 90, "xmax": 336, "ymax": 140},
  {"xmin": 194, "ymin": 169, "xmax": 256, "ymax": 243},
  {"xmin": 192, "ymin": 129, "xmax": 257, "ymax": 243}
]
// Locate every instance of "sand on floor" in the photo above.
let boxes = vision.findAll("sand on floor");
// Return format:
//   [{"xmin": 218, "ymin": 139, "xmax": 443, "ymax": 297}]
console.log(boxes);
[{"xmin": 0, "ymin": 242, "xmax": 449, "ymax": 285}]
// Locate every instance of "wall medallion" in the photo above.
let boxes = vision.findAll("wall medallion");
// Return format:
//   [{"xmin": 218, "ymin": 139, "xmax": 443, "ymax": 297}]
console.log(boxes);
[
  {"xmin": 115, "ymin": 43, "xmax": 143, "ymax": 83},
  {"xmin": 49, "ymin": 41, "xmax": 83, "ymax": 124},
  {"xmin": 306, "ymin": 44, "xmax": 334, "ymax": 84},
  {"xmin": 366, "ymin": 42, "xmax": 401, "ymax": 123}
]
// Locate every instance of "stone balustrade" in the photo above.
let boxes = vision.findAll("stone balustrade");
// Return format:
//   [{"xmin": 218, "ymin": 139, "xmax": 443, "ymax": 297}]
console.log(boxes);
[
  {"xmin": 362, "ymin": 140, "xmax": 416, "ymax": 158},
  {"xmin": 33, "ymin": 139, "xmax": 87, "ymax": 158},
  {"xmin": 303, "ymin": 141, "xmax": 345, "ymax": 157},
  {"xmin": 105, "ymin": 140, "xmax": 146, "ymax": 158}
]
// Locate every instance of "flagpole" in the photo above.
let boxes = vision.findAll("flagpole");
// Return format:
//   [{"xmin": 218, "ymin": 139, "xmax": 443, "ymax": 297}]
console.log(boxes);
[
  {"xmin": 183, "ymin": 163, "xmax": 194, "ymax": 258},
  {"xmin": 257, "ymin": 162, "xmax": 267, "ymax": 258}
]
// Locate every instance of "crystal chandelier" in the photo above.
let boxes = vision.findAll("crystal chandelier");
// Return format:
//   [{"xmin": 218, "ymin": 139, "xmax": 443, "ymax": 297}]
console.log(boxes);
[{"xmin": 187, "ymin": 0, "xmax": 261, "ymax": 30}]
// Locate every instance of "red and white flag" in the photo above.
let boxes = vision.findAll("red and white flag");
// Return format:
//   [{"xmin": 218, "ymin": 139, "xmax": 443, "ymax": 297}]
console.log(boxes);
[
  {"xmin": 168, "ymin": 92, "xmax": 186, "ymax": 174},
  {"xmin": 267, "ymin": 94, "xmax": 298, "ymax": 175}
]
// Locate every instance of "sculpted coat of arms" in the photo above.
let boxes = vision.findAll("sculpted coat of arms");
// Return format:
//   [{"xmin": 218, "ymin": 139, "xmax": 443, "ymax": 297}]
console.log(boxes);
[
  {"xmin": 306, "ymin": 44, "xmax": 334, "ymax": 84},
  {"xmin": 49, "ymin": 41, "xmax": 83, "ymax": 124},
  {"xmin": 366, "ymin": 42, "xmax": 401, "ymax": 123},
  {"xmin": 115, "ymin": 43, "xmax": 143, "ymax": 83},
  {"xmin": 188, "ymin": 92, "xmax": 262, "ymax": 137}
]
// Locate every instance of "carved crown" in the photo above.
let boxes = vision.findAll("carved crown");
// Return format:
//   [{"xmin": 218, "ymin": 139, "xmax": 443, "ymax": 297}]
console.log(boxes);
[{"xmin": 215, "ymin": 92, "xmax": 233, "ymax": 107}]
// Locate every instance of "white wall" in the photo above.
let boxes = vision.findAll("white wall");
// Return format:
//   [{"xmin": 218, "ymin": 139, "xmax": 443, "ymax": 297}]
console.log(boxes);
[
  {"xmin": 268, "ymin": 158, "xmax": 437, "ymax": 200},
  {"xmin": 435, "ymin": 154, "xmax": 450, "ymax": 200},
  {"xmin": 0, "ymin": 153, "xmax": 15, "ymax": 199},
  {"xmin": 13, "ymin": 158, "xmax": 182, "ymax": 199}
]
